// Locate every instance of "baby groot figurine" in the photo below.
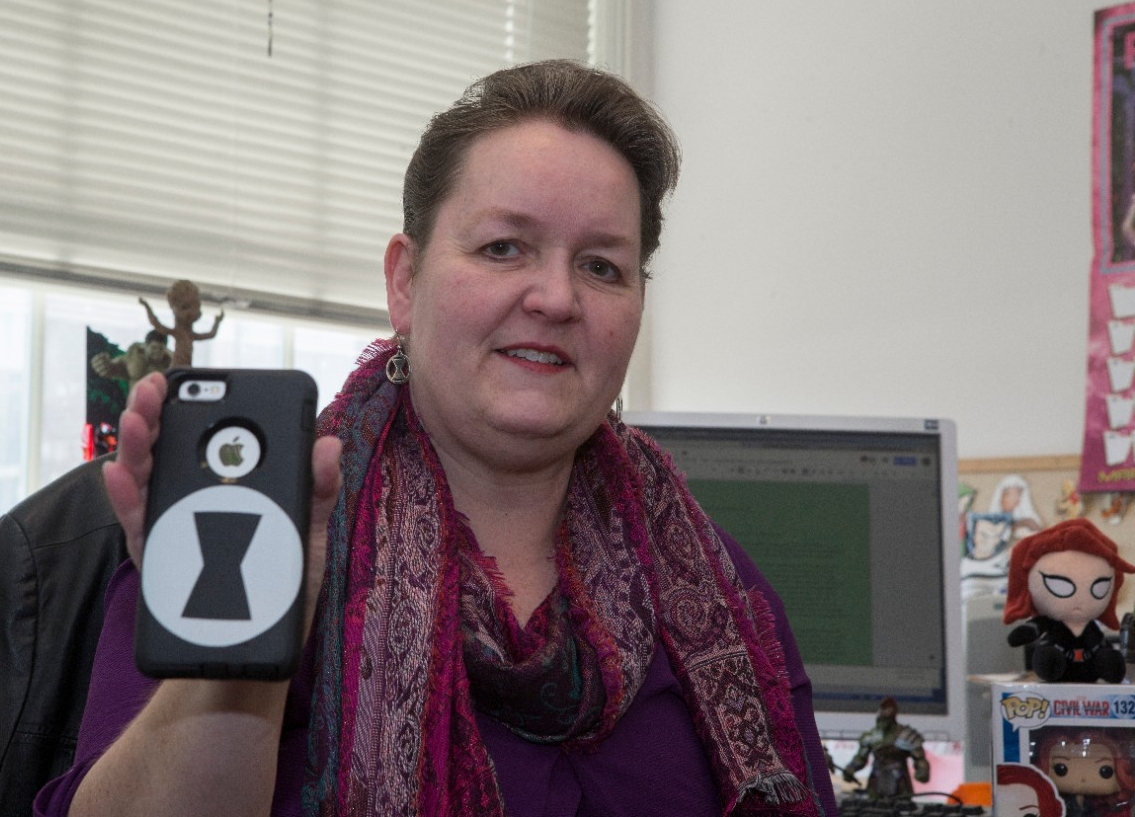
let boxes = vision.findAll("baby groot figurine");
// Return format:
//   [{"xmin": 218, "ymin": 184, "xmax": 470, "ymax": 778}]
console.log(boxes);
[{"xmin": 140, "ymin": 279, "xmax": 224, "ymax": 367}]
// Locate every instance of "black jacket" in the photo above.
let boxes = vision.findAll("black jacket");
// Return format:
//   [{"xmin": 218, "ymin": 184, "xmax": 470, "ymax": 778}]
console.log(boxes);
[{"xmin": 0, "ymin": 458, "xmax": 127, "ymax": 816}]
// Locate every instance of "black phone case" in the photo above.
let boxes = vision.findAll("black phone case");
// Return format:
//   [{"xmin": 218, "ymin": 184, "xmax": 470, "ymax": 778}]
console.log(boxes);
[{"xmin": 134, "ymin": 368, "xmax": 316, "ymax": 679}]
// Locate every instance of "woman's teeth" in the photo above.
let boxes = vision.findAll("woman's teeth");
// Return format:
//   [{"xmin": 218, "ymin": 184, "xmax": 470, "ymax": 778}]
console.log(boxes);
[{"xmin": 505, "ymin": 348, "xmax": 564, "ymax": 365}]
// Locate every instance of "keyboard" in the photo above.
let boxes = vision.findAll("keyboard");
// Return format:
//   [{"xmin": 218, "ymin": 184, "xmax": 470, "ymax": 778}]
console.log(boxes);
[{"xmin": 837, "ymin": 795, "xmax": 988, "ymax": 817}]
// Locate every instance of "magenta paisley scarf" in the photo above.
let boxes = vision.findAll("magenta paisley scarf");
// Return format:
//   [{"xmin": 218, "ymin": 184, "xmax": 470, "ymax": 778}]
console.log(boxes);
[{"xmin": 304, "ymin": 339, "xmax": 820, "ymax": 817}]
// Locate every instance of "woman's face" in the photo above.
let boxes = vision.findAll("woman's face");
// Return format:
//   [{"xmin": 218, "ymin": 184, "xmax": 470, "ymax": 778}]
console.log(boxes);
[{"xmin": 386, "ymin": 119, "xmax": 644, "ymax": 472}]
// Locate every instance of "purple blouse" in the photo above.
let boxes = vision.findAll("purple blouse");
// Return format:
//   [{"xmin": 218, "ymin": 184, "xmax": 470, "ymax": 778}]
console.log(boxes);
[{"xmin": 35, "ymin": 531, "xmax": 836, "ymax": 817}]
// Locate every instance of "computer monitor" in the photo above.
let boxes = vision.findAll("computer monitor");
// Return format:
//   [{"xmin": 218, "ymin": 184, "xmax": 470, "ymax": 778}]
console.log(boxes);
[{"xmin": 623, "ymin": 411, "xmax": 964, "ymax": 743}]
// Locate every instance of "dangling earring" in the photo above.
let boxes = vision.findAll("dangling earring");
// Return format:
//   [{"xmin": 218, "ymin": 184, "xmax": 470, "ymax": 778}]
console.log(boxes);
[
  {"xmin": 612, "ymin": 395, "xmax": 623, "ymax": 423},
  {"xmin": 386, "ymin": 336, "xmax": 410, "ymax": 384}
]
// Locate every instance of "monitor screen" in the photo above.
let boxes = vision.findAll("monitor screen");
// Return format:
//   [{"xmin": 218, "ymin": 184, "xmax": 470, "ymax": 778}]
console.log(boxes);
[{"xmin": 624, "ymin": 411, "xmax": 964, "ymax": 742}]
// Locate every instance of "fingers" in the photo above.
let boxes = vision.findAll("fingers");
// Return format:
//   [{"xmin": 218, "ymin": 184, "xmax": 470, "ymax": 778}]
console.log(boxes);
[
  {"xmin": 103, "ymin": 372, "xmax": 167, "ymax": 566},
  {"xmin": 117, "ymin": 377, "xmax": 164, "ymax": 470}
]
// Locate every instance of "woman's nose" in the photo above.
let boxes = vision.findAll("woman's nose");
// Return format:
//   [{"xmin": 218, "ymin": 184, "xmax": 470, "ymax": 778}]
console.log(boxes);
[{"xmin": 523, "ymin": 259, "xmax": 582, "ymax": 322}]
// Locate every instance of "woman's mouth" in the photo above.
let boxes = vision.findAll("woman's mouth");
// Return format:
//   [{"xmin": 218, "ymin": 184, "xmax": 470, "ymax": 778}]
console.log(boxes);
[{"xmin": 504, "ymin": 348, "xmax": 565, "ymax": 366}]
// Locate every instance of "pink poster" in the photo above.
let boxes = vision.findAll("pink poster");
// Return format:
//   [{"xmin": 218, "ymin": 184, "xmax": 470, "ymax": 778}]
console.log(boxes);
[{"xmin": 1080, "ymin": 3, "xmax": 1135, "ymax": 491}]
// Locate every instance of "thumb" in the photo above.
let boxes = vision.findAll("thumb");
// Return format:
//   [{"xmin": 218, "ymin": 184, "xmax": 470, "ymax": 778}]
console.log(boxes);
[{"xmin": 303, "ymin": 435, "xmax": 342, "ymax": 634}]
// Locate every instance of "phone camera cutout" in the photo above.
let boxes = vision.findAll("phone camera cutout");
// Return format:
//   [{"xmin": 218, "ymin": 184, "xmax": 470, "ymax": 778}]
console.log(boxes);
[
  {"xmin": 204, "ymin": 423, "xmax": 263, "ymax": 480},
  {"xmin": 179, "ymin": 379, "xmax": 227, "ymax": 402}
]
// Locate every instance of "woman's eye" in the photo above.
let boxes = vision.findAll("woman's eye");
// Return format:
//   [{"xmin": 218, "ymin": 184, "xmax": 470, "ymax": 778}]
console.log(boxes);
[
  {"xmin": 582, "ymin": 259, "xmax": 621, "ymax": 282},
  {"xmin": 1091, "ymin": 577, "xmax": 1113, "ymax": 600},
  {"xmin": 483, "ymin": 240, "xmax": 519, "ymax": 259}
]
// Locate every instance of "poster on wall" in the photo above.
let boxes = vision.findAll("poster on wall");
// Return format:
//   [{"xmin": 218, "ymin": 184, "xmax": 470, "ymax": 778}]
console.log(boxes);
[{"xmin": 1080, "ymin": 2, "xmax": 1135, "ymax": 492}]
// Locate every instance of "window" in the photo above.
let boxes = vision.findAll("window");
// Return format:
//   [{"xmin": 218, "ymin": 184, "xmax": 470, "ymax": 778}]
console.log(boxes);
[
  {"xmin": 0, "ymin": 0, "xmax": 616, "ymax": 321},
  {"xmin": 0, "ymin": 287, "xmax": 32, "ymax": 511},
  {"xmin": 2, "ymin": 278, "xmax": 383, "ymax": 507},
  {"xmin": 0, "ymin": 1, "xmax": 624, "ymax": 505}
]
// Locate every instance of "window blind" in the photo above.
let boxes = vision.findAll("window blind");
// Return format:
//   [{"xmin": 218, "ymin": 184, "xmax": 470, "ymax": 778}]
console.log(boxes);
[{"xmin": 0, "ymin": 0, "xmax": 605, "ymax": 326}]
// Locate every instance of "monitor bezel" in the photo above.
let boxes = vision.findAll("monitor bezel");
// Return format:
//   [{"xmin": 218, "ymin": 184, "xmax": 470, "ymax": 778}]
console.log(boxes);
[{"xmin": 622, "ymin": 410, "xmax": 965, "ymax": 743}]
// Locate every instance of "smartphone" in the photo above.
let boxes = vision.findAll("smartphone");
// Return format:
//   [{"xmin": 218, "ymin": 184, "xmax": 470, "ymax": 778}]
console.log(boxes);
[{"xmin": 134, "ymin": 368, "xmax": 317, "ymax": 680}]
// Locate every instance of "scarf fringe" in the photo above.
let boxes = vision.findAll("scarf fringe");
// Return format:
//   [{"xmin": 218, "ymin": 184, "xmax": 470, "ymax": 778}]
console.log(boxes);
[
  {"xmin": 737, "ymin": 770, "xmax": 813, "ymax": 805},
  {"xmin": 355, "ymin": 337, "xmax": 390, "ymax": 365}
]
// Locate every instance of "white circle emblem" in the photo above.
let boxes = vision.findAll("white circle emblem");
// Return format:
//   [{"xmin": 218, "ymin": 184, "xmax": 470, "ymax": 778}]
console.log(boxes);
[{"xmin": 142, "ymin": 485, "xmax": 302, "ymax": 647}]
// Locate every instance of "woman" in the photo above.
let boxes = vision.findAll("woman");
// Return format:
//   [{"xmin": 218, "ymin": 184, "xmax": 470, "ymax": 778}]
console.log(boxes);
[{"xmin": 37, "ymin": 59, "xmax": 836, "ymax": 816}]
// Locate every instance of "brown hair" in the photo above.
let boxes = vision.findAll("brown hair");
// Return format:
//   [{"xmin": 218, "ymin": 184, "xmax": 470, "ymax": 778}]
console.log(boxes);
[{"xmin": 402, "ymin": 59, "xmax": 681, "ymax": 279}]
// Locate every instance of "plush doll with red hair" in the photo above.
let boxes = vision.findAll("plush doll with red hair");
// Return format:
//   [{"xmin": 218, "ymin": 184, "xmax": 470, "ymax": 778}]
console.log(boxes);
[{"xmin": 1003, "ymin": 518, "xmax": 1135, "ymax": 683}]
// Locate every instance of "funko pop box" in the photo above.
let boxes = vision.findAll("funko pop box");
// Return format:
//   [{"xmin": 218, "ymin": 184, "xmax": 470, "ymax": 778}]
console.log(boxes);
[{"xmin": 992, "ymin": 681, "xmax": 1135, "ymax": 812}]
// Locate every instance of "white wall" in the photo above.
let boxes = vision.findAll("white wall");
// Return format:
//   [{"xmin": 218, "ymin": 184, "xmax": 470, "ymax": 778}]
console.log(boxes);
[{"xmin": 635, "ymin": 1, "xmax": 1109, "ymax": 458}]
